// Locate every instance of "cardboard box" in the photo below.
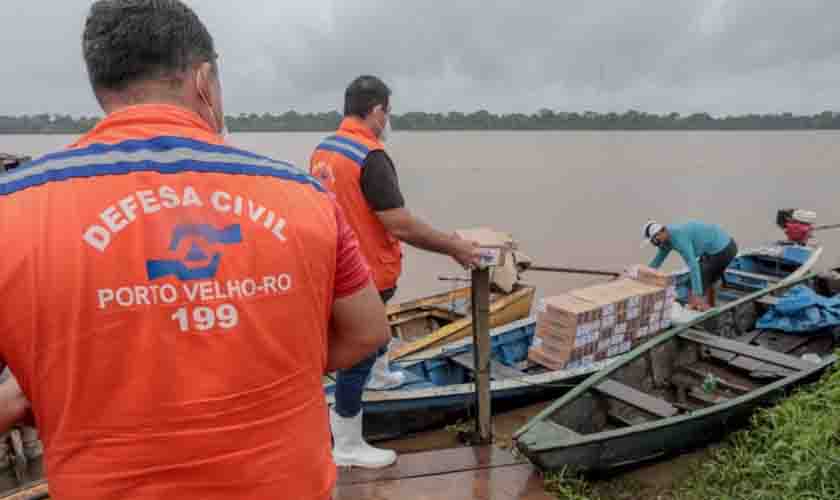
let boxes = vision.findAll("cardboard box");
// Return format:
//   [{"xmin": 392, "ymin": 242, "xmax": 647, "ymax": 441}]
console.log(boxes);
[
  {"xmin": 539, "ymin": 295, "xmax": 601, "ymax": 326},
  {"xmin": 528, "ymin": 344, "xmax": 567, "ymax": 370},
  {"xmin": 529, "ymin": 275, "xmax": 675, "ymax": 371},
  {"xmin": 635, "ymin": 265, "xmax": 673, "ymax": 288},
  {"xmin": 455, "ymin": 227, "xmax": 516, "ymax": 268}
]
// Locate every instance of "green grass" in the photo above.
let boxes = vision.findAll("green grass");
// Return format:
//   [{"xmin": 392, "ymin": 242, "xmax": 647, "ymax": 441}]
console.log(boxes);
[
  {"xmin": 673, "ymin": 359, "xmax": 840, "ymax": 500},
  {"xmin": 544, "ymin": 355, "xmax": 840, "ymax": 500},
  {"xmin": 544, "ymin": 468, "xmax": 649, "ymax": 500}
]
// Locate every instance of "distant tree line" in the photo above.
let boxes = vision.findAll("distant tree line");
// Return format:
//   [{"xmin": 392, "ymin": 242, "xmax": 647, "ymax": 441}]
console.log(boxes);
[{"xmin": 3, "ymin": 110, "xmax": 840, "ymax": 134}]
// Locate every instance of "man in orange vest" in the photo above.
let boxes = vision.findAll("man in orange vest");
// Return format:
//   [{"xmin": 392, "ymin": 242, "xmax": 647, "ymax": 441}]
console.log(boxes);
[
  {"xmin": 311, "ymin": 75, "xmax": 481, "ymax": 468},
  {"xmin": 0, "ymin": 1, "xmax": 389, "ymax": 499}
]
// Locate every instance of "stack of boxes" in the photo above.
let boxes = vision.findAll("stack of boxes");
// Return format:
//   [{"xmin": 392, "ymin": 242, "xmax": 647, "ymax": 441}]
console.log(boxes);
[{"xmin": 528, "ymin": 266, "xmax": 676, "ymax": 371}]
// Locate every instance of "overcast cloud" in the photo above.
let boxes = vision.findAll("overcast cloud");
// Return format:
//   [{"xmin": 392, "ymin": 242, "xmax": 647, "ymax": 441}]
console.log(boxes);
[{"xmin": 1, "ymin": 0, "xmax": 839, "ymax": 116}]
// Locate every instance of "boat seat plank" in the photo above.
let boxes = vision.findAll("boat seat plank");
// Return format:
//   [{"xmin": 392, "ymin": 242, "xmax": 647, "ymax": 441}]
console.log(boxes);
[
  {"xmin": 450, "ymin": 352, "xmax": 527, "ymax": 380},
  {"xmin": 754, "ymin": 331, "xmax": 813, "ymax": 354},
  {"xmin": 680, "ymin": 329, "xmax": 812, "ymax": 371},
  {"xmin": 594, "ymin": 379, "xmax": 678, "ymax": 418},
  {"xmin": 729, "ymin": 356, "xmax": 797, "ymax": 378},
  {"xmin": 726, "ymin": 269, "xmax": 782, "ymax": 283},
  {"xmin": 708, "ymin": 330, "xmax": 763, "ymax": 362}
]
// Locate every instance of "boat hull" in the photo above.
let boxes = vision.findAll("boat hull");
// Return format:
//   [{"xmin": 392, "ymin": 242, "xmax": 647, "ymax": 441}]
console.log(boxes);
[{"xmin": 524, "ymin": 359, "xmax": 829, "ymax": 473}]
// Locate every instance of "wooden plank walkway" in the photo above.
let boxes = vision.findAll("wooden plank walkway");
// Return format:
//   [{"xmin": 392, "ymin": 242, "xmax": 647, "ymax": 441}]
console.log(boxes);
[
  {"xmin": 336, "ymin": 446, "xmax": 554, "ymax": 500},
  {"xmin": 0, "ymin": 447, "xmax": 552, "ymax": 500}
]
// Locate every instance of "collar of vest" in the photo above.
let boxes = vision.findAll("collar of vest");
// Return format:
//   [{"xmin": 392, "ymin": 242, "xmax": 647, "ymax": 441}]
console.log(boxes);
[
  {"xmin": 71, "ymin": 104, "xmax": 223, "ymax": 148},
  {"xmin": 338, "ymin": 117, "xmax": 384, "ymax": 150}
]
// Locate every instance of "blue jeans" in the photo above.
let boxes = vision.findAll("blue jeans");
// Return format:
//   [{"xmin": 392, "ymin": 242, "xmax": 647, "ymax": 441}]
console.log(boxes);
[{"xmin": 334, "ymin": 288, "xmax": 395, "ymax": 418}]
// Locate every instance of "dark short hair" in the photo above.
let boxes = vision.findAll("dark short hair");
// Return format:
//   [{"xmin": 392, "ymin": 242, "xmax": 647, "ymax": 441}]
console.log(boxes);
[
  {"xmin": 344, "ymin": 76, "xmax": 391, "ymax": 118},
  {"xmin": 83, "ymin": 0, "xmax": 216, "ymax": 91}
]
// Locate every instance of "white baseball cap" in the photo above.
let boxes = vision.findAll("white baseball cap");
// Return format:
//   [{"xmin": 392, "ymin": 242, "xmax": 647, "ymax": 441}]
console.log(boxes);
[{"xmin": 641, "ymin": 220, "xmax": 664, "ymax": 248}]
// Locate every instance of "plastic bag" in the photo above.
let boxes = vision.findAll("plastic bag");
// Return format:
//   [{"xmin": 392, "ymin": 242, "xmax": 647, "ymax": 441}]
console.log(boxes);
[{"xmin": 671, "ymin": 302, "xmax": 702, "ymax": 324}]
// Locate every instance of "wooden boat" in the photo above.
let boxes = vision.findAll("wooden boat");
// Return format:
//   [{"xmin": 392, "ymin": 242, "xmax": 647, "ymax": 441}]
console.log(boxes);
[
  {"xmin": 388, "ymin": 284, "xmax": 536, "ymax": 360},
  {"xmin": 514, "ymin": 274, "xmax": 837, "ymax": 474},
  {"xmin": 670, "ymin": 241, "xmax": 822, "ymax": 336},
  {"xmin": 675, "ymin": 241, "xmax": 821, "ymax": 296},
  {"xmin": 325, "ymin": 316, "xmax": 613, "ymax": 442}
]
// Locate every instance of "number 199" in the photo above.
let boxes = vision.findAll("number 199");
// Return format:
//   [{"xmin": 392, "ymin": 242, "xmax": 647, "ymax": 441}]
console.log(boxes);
[{"xmin": 171, "ymin": 304, "xmax": 239, "ymax": 332}]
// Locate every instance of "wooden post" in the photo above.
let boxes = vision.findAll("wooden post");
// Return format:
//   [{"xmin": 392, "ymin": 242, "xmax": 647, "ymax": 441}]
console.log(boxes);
[{"xmin": 470, "ymin": 267, "xmax": 492, "ymax": 444}]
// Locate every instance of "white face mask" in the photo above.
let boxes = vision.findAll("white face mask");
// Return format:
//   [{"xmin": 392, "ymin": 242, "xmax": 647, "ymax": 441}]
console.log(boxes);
[{"xmin": 379, "ymin": 115, "xmax": 392, "ymax": 143}]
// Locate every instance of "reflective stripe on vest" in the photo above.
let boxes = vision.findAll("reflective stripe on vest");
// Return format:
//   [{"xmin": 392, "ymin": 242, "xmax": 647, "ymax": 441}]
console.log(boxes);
[
  {"xmin": 314, "ymin": 135, "xmax": 371, "ymax": 167},
  {"xmin": 1, "ymin": 136, "xmax": 324, "ymax": 196}
]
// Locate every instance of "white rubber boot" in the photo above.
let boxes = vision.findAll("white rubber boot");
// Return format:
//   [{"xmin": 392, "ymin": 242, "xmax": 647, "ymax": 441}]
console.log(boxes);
[
  {"xmin": 365, "ymin": 351, "xmax": 406, "ymax": 391},
  {"xmin": 329, "ymin": 408, "xmax": 396, "ymax": 469}
]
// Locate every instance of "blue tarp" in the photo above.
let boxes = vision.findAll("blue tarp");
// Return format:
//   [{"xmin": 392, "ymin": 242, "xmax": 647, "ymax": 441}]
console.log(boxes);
[{"xmin": 756, "ymin": 285, "xmax": 840, "ymax": 333}]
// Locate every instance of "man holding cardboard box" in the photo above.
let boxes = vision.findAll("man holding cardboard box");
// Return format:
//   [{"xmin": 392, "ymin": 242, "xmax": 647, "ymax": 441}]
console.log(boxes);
[
  {"xmin": 310, "ymin": 75, "xmax": 481, "ymax": 468},
  {"xmin": 642, "ymin": 220, "xmax": 737, "ymax": 311}
]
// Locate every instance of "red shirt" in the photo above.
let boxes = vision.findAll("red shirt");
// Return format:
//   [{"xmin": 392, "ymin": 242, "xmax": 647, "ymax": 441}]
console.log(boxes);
[{"xmin": 0, "ymin": 104, "xmax": 369, "ymax": 499}]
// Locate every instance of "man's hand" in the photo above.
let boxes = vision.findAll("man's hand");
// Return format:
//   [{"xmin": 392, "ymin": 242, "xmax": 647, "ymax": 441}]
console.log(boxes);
[
  {"xmin": 450, "ymin": 234, "xmax": 481, "ymax": 270},
  {"xmin": 688, "ymin": 294, "xmax": 710, "ymax": 311},
  {"xmin": 0, "ymin": 374, "xmax": 30, "ymax": 434}
]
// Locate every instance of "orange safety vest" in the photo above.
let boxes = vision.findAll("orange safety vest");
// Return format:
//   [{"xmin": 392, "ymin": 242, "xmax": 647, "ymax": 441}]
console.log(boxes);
[
  {"xmin": 310, "ymin": 117, "xmax": 402, "ymax": 291},
  {"xmin": 0, "ymin": 105, "xmax": 338, "ymax": 500}
]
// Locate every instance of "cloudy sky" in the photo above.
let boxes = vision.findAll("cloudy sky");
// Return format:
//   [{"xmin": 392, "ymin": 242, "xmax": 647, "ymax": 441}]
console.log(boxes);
[{"xmin": 1, "ymin": 0, "xmax": 838, "ymax": 116}]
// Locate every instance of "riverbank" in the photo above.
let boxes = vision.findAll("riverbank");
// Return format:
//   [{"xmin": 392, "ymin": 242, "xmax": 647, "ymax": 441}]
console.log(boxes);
[{"xmin": 544, "ymin": 353, "xmax": 840, "ymax": 499}]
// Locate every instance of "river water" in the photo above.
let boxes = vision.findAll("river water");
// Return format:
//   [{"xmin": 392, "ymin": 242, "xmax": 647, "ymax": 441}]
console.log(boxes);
[{"xmin": 4, "ymin": 130, "xmax": 840, "ymax": 302}]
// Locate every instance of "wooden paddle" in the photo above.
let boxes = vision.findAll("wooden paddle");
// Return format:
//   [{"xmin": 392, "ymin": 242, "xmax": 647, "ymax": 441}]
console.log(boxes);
[
  {"xmin": 813, "ymin": 222, "xmax": 840, "ymax": 232},
  {"xmin": 522, "ymin": 264, "xmax": 621, "ymax": 278}
]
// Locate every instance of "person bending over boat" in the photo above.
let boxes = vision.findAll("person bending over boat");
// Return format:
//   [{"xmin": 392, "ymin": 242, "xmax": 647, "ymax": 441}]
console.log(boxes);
[
  {"xmin": 0, "ymin": 1, "xmax": 391, "ymax": 499},
  {"xmin": 642, "ymin": 220, "xmax": 737, "ymax": 311},
  {"xmin": 310, "ymin": 76, "xmax": 482, "ymax": 469}
]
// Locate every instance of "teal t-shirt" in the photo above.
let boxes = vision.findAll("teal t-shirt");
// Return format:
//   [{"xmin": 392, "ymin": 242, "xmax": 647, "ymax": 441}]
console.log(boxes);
[{"xmin": 649, "ymin": 221, "xmax": 732, "ymax": 295}]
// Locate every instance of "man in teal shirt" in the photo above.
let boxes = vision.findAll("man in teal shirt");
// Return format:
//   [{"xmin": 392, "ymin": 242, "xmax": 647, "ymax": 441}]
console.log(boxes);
[{"xmin": 642, "ymin": 220, "xmax": 737, "ymax": 311}]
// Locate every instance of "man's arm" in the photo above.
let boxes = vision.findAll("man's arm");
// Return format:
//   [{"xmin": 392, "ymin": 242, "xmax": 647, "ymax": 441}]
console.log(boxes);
[
  {"xmin": 674, "ymin": 242, "xmax": 703, "ymax": 296},
  {"xmin": 360, "ymin": 152, "xmax": 480, "ymax": 268},
  {"xmin": 648, "ymin": 247, "xmax": 670, "ymax": 269},
  {"xmin": 0, "ymin": 374, "xmax": 29, "ymax": 434},
  {"xmin": 326, "ymin": 200, "xmax": 390, "ymax": 372},
  {"xmin": 328, "ymin": 282, "xmax": 391, "ymax": 372},
  {"xmin": 376, "ymin": 208, "xmax": 478, "ymax": 268}
]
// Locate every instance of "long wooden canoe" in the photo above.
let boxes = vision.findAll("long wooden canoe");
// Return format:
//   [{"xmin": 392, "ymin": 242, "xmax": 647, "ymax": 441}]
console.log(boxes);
[
  {"xmin": 514, "ymin": 273, "xmax": 837, "ymax": 473},
  {"xmin": 388, "ymin": 284, "xmax": 536, "ymax": 360}
]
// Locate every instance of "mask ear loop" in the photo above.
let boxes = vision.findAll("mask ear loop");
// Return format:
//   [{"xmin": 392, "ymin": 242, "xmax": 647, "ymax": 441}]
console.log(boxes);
[{"xmin": 196, "ymin": 68, "xmax": 220, "ymax": 133}]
